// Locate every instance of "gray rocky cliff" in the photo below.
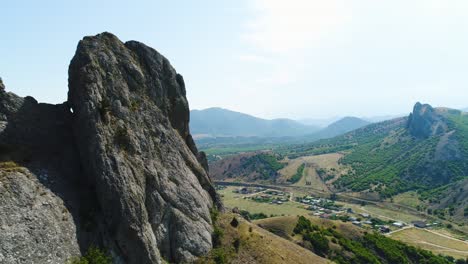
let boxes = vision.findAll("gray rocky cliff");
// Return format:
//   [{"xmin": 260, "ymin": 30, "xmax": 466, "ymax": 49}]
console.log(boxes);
[
  {"xmin": 407, "ymin": 102, "xmax": 448, "ymax": 138},
  {"xmin": 0, "ymin": 32, "xmax": 221, "ymax": 264}
]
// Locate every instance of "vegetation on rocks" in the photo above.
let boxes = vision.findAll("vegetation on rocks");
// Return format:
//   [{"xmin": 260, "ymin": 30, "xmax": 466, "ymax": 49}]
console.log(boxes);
[{"xmin": 68, "ymin": 247, "xmax": 111, "ymax": 264}]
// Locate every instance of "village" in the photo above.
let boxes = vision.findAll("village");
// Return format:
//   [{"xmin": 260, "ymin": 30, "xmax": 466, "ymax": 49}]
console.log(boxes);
[{"xmin": 225, "ymin": 185, "xmax": 437, "ymax": 234}]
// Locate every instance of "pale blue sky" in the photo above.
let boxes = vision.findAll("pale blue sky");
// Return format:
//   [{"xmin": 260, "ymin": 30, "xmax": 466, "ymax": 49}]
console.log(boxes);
[{"xmin": 1, "ymin": 0, "xmax": 468, "ymax": 119}]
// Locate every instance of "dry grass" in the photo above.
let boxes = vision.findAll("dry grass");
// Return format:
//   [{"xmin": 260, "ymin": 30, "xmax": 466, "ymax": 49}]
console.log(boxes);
[
  {"xmin": 279, "ymin": 153, "xmax": 349, "ymax": 188},
  {"xmin": 294, "ymin": 165, "xmax": 329, "ymax": 192},
  {"xmin": 0, "ymin": 161, "xmax": 25, "ymax": 178},
  {"xmin": 389, "ymin": 191, "xmax": 422, "ymax": 209},
  {"xmin": 390, "ymin": 227, "xmax": 468, "ymax": 259}
]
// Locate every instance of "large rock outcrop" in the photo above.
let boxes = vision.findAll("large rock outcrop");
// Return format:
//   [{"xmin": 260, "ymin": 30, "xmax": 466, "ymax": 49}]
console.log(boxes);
[
  {"xmin": 0, "ymin": 32, "xmax": 220, "ymax": 263},
  {"xmin": 407, "ymin": 102, "xmax": 448, "ymax": 138},
  {"xmin": 0, "ymin": 92, "xmax": 85, "ymax": 264}
]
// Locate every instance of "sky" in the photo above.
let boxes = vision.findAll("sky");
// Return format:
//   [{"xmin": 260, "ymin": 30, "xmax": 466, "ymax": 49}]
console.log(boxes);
[{"xmin": 1, "ymin": 0, "xmax": 468, "ymax": 119}]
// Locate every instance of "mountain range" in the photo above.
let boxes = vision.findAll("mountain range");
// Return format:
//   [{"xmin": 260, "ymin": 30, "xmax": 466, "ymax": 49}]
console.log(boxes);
[
  {"xmin": 190, "ymin": 107, "xmax": 319, "ymax": 138},
  {"xmin": 190, "ymin": 107, "xmax": 370, "ymax": 141}
]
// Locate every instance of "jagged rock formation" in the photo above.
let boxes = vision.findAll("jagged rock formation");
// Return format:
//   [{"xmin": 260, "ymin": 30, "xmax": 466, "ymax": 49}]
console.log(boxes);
[
  {"xmin": 0, "ymin": 93, "xmax": 83, "ymax": 263},
  {"xmin": 407, "ymin": 102, "xmax": 448, "ymax": 138},
  {"xmin": 0, "ymin": 32, "xmax": 220, "ymax": 263}
]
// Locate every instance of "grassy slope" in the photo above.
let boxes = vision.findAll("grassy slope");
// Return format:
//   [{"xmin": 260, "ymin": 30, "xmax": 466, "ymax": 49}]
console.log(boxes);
[
  {"xmin": 256, "ymin": 216, "xmax": 459, "ymax": 263},
  {"xmin": 198, "ymin": 213, "xmax": 329, "ymax": 264},
  {"xmin": 390, "ymin": 228, "xmax": 468, "ymax": 259},
  {"xmin": 255, "ymin": 215, "xmax": 363, "ymax": 242}
]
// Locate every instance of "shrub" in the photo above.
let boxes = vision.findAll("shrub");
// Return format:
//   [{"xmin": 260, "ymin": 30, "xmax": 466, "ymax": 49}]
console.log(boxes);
[
  {"xmin": 98, "ymin": 98, "xmax": 111, "ymax": 121},
  {"xmin": 230, "ymin": 217, "xmax": 239, "ymax": 228},
  {"xmin": 68, "ymin": 246, "xmax": 111, "ymax": 264},
  {"xmin": 212, "ymin": 225, "xmax": 224, "ymax": 248},
  {"xmin": 211, "ymin": 248, "xmax": 228, "ymax": 264},
  {"xmin": 303, "ymin": 232, "xmax": 329, "ymax": 257},
  {"xmin": 114, "ymin": 126, "xmax": 130, "ymax": 149},
  {"xmin": 233, "ymin": 238, "xmax": 241, "ymax": 252},
  {"xmin": 210, "ymin": 207, "xmax": 219, "ymax": 223}
]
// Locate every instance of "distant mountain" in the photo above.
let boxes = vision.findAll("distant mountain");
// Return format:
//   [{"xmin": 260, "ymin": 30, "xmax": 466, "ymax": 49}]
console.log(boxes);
[
  {"xmin": 190, "ymin": 107, "xmax": 319, "ymax": 137},
  {"xmin": 312, "ymin": 116, "xmax": 371, "ymax": 139},
  {"xmin": 298, "ymin": 117, "xmax": 341, "ymax": 128}
]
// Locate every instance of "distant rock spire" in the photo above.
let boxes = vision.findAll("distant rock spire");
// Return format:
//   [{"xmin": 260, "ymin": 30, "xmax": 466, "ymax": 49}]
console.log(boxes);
[{"xmin": 407, "ymin": 102, "xmax": 448, "ymax": 138}]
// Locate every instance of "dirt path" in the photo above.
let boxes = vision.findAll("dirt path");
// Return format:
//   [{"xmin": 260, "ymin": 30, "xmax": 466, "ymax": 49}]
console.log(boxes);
[
  {"xmin": 418, "ymin": 241, "xmax": 468, "ymax": 254},
  {"xmin": 424, "ymin": 228, "xmax": 468, "ymax": 245},
  {"xmin": 359, "ymin": 206, "xmax": 400, "ymax": 222},
  {"xmin": 243, "ymin": 190, "xmax": 267, "ymax": 198},
  {"xmin": 386, "ymin": 225, "xmax": 413, "ymax": 235}
]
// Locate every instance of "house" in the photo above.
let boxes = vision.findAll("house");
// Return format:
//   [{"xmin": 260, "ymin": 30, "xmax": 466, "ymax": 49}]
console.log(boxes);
[
  {"xmin": 239, "ymin": 187, "xmax": 248, "ymax": 194},
  {"xmin": 412, "ymin": 221, "xmax": 427, "ymax": 228},
  {"xmin": 379, "ymin": 226, "xmax": 390, "ymax": 233},
  {"xmin": 352, "ymin": 221, "xmax": 362, "ymax": 226},
  {"xmin": 359, "ymin": 213, "xmax": 370, "ymax": 218},
  {"xmin": 363, "ymin": 220, "xmax": 373, "ymax": 225}
]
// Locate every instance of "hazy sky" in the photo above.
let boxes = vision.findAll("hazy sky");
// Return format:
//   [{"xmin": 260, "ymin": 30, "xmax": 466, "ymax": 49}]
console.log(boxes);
[{"xmin": 1, "ymin": 0, "xmax": 468, "ymax": 119}]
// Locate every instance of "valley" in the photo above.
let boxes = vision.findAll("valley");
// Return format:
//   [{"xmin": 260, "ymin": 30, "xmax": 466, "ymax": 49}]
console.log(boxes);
[{"xmin": 207, "ymin": 103, "xmax": 468, "ymax": 263}]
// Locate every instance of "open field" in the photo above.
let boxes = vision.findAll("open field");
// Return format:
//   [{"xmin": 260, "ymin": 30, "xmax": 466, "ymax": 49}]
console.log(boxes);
[
  {"xmin": 293, "ymin": 165, "xmax": 329, "ymax": 191},
  {"xmin": 390, "ymin": 227, "xmax": 468, "ymax": 259},
  {"xmin": 341, "ymin": 202, "xmax": 424, "ymax": 223},
  {"xmin": 390, "ymin": 191, "xmax": 423, "ymax": 208},
  {"xmin": 218, "ymin": 186, "xmax": 311, "ymax": 216},
  {"xmin": 279, "ymin": 153, "xmax": 348, "ymax": 188}
]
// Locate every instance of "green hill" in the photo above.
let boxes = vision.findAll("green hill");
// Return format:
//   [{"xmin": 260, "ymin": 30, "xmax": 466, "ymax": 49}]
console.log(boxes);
[{"xmin": 284, "ymin": 103, "xmax": 468, "ymax": 196}]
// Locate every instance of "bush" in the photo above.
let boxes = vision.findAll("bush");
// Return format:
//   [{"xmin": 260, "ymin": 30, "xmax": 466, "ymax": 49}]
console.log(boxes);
[
  {"xmin": 304, "ymin": 232, "xmax": 329, "ymax": 257},
  {"xmin": 212, "ymin": 225, "xmax": 224, "ymax": 247},
  {"xmin": 211, "ymin": 248, "xmax": 228, "ymax": 264},
  {"xmin": 230, "ymin": 217, "xmax": 239, "ymax": 228},
  {"xmin": 114, "ymin": 126, "xmax": 130, "ymax": 149},
  {"xmin": 68, "ymin": 246, "xmax": 111, "ymax": 264},
  {"xmin": 210, "ymin": 207, "xmax": 219, "ymax": 223},
  {"xmin": 98, "ymin": 98, "xmax": 111, "ymax": 121}
]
